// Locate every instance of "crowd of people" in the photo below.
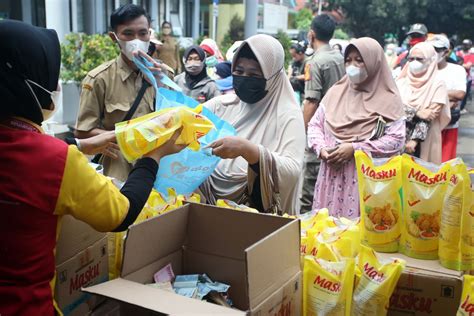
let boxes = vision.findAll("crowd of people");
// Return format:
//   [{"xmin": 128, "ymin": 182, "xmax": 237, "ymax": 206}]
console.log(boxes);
[{"xmin": 0, "ymin": 3, "xmax": 473, "ymax": 314}]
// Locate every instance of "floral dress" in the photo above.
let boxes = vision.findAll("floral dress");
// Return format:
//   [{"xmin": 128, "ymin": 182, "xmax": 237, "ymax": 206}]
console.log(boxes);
[{"xmin": 307, "ymin": 105, "xmax": 406, "ymax": 218}]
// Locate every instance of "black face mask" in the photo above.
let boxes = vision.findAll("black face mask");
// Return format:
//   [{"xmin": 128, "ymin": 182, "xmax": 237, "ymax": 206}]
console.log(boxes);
[{"xmin": 233, "ymin": 75, "xmax": 267, "ymax": 104}]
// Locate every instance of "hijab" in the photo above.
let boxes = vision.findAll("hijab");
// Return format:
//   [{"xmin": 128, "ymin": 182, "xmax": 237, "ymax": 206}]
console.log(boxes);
[
  {"xmin": 215, "ymin": 61, "xmax": 232, "ymax": 79},
  {"xmin": 396, "ymin": 42, "xmax": 450, "ymax": 164},
  {"xmin": 323, "ymin": 37, "xmax": 404, "ymax": 142},
  {"xmin": 200, "ymin": 38, "xmax": 224, "ymax": 62},
  {"xmin": 183, "ymin": 45, "xmax": 208, "ymax": 89},
  {"xmin": 0, "ymin": 20, "xmax": 60, "ymax": 125},
  {"xmin": 204, "ymin": 34, "xmax": 305, "ymax": 214}
]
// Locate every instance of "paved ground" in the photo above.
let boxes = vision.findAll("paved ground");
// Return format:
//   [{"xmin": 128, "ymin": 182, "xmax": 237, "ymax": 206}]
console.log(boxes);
[{"xmin": 458, "ymin": 97, "xmax": 474, "ymax": 167}]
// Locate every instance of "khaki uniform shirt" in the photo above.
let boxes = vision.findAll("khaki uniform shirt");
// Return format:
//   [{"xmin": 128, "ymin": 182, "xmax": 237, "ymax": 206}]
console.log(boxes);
[
  {"xmin": 304, "ymin": 45, "xmax": 345, "ymax": 102},
  {"xmin": 76, "ymin": 56, "xmax": 155, "ymax": 181}
]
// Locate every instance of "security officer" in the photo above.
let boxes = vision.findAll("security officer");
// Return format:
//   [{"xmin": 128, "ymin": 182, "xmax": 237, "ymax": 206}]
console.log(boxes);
[
  {"xmin": 300, "ymin": 14, "xmax": 345, "ymax": 213},
  {"xmin": 76, "ymin": 4, "xmax": 159, "ymax": 182}
]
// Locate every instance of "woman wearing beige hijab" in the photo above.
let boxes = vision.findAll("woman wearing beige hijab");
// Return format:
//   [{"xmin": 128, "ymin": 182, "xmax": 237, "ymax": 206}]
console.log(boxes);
[
  {"xmin": 396, "ymin": 42, "xmax": 450, "ymax": 164},
  {"xmin": 308, "ymin": 37, "xmax": 406, "ymax": 218},
  {"xmin": 201, "ymin": 34, "xmax": 305, "ymax": 215}
]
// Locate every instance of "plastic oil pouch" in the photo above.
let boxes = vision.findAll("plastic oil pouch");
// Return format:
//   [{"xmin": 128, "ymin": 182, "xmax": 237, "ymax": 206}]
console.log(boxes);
[
  {"xmin": 457, "ymin": 274, "xmax": 474, "ymax": 316},
  {"xmin": 460, "ymin": 170, "xmax": 474, "ymax": 271},
  {"xmin": 355, "ymin": 151, "xmax": 402, "ymax": 253},
  {"xmin": 303, "ymin": 255, "xmax": 355, "ymax": 316},
  {"xmin": 401, "ymin": 155, "xmax": 450, "ymax": 259},
  {"xmin": 439, "ymin": 159, "xmax": 471, "ymax": 270},
  {"xmin": 115, "ymin": 105, "xmax": 214, "ymax": 162},
  {"xmin": 153, "ymin": 89, "xmax": 236, "ymax": 195},
  {"xmin": 351, "ymin": 245, "xmax": 405, "ymax": 316},
  {"xmin": 216, "ymin": 199, "xmax": 259, "ymax": 213}
]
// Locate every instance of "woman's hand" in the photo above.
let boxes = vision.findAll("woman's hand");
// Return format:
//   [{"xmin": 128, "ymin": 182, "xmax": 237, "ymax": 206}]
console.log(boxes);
[
  {"xmin": 416, "ymin": 104, "xmax": 441, "ymax": 121},
  {"xmin": 405, "ymin": 140, "xmax": 418, "ymax": 154},
  {"xmin": 79, "ymin": 131, "xmax": 120, "ymax": 159},
  {"xmin": 326, "ymin": 143, "xmax": 354, "ymax": 166},
  {"xmin": 207, "ymin": 136, "xmax": 259, "ymax": 164},
  {"xmin": 144, "ymin": 128, "xmax": 187, "ymax": 163}
]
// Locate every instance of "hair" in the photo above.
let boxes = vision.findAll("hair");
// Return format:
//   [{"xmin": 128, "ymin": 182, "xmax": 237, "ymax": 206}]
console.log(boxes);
[
  {"xmin": 291, "ymin": 43, "xmax": 306, "ymax": 54},
  {"xmin": 162, "ymin": 21, "xmax": 172, "ymax": 28},
  {"xmin": 236, "ymin": 44, "xmax": 258, "ymax": 62},
  {"xmin": 311, "ymin": 14, "xmax": 336, "ymax": 42},
  {"xmin": 110, "ymin": 4, "xmax": 151, "ymax": 31}
]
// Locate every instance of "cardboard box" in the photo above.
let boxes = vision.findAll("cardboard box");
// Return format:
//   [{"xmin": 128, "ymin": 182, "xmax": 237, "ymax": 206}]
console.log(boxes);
[
  {"xmin": 377, "ymin": 252, "xmax": 463, "ymax": 316},
  {"xmin": 56, "ymin": 215, "xmax": 105, "ymax": 265},
  {"xmin": 55, "ymin": 216, "xmax": 108, "ymax": 316},
  {"xmin": 84, "ymin": 203, "xmax": 301, "ymax": 315}
]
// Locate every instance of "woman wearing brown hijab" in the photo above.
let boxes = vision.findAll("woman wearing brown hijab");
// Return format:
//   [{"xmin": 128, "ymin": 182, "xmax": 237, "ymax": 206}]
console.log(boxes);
[{"xmin": 307, "ymin": 37, "xmax": 406, "ymax": 218}]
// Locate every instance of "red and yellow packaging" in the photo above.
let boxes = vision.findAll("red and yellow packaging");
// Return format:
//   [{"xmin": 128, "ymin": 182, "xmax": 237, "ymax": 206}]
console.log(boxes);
[
  {"xmin": 401, "ymin": 155, "xmax": 450, "ymax": 259},
  {"xmin": 457, "ymin": 274, "xmax": 474, "ymax": 315},
  {"xmin": 303, "ymin": 255, "xmax": 355, "ymax": 316},
  {"xmin": 439, "ymin": 160, "xmax": 471, "ymax": 270},
  {"xmin": 355, "ymin": 151, "xmax": 402, "ymax": 253},
  {"xmin": 352, "ymin": 245, "xmax": 405, "ymax": 316}
]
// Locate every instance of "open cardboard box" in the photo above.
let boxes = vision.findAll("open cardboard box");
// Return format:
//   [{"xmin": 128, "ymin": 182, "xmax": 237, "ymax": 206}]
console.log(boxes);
[
  {"xmin": 83, "ymin": 203, "xmax": 302, "ymax": 315},
  {"xmin": 377, "ymin": 252, "xmax": 464, "ymax": 316}
]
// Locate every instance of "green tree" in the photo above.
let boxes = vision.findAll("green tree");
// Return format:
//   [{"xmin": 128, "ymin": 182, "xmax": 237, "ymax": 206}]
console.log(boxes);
[
  {"xmin": 326, "ymin": 0, "xmax": 474, "ymax": 44},
  {"xmin": 296, "ymin": 8, "xmax": 313, "ymax": 31},
  {"xmin": 61, "ymin": 33, "xmax": 119, "ymax": 83},
  {"xmin": 275, "ymin": 30, "xmax": 292, "ymax": 69},
  {"xmin": 220, "ymin": 14, "xmax": 245, "ymax": 56}
]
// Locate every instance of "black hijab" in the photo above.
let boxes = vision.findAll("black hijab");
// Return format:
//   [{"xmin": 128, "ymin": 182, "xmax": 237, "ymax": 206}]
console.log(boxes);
[
  {"xmin": 183, "ymin": 45, "xmax": 208, "ymax": 89},
  {"xmin": 0, "ymin": 20, "xmax": 61, "ymax": 125}
]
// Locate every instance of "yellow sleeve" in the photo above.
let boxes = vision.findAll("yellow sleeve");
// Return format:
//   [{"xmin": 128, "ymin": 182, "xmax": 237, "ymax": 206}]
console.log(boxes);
[{"xmin": 54, "ymin": 145, "xmax": 129, "ymax": 232}]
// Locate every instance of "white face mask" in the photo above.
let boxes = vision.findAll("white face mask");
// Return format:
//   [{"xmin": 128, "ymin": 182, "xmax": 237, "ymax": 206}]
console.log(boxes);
[
  {"xmin": 409, "ymin": 60, "xmax": 427, "ymax": 75},
  {"xmin": 346, "ymin": 65, "xmax": 368, "ymax": 84},
  {"xmin": 113, "ymin": 33, "xmax": 150, "ymax": 61},
  {"xmin": 25, "ymin": 79, "xmax": 61, "ymax": 121}
]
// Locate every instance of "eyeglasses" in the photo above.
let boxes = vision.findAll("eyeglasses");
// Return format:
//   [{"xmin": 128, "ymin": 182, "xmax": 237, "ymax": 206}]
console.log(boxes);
[
  {"xmin": 434, "ymin": 47, "xmax": 447, "ymax": 53},
  {"xmin": 407, "ymin": 57, "xmax": 425, "ymax": 62}
]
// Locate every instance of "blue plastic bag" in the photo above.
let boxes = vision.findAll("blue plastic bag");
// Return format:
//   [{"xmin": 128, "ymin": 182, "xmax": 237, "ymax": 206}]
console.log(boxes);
[{"xmin": 153, "ymin": 89, "xmax": 236, "ymax": 195}]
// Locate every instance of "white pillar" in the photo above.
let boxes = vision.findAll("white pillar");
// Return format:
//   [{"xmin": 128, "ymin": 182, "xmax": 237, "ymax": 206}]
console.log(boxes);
[
  {"xmin": 21, "ymin": 0, "xmax": 32, "ymax": 24},
  {"xmin": 192, "ymin": 0, "xmax": 200, "ymax": 39},
  {"xmin": 244, "ymin": 0, "xmax": 257, "ymax": 39},
  {"xmin": 45, "ymin": 0, "xmax": 70, "ymax": 42},
  {"xmin": 150, "ymin": 0, "xmax": 159, "ymax": 30}
]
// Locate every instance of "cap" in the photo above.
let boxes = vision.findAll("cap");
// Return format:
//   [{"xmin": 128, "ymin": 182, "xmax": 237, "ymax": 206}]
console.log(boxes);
[
  {"xmin": 462, "ymin": 39, "xmax": 472, "ymax": 45},
  {"xmin": 407, "ymin": 23, "xmax": 428, "ymax": 36},
  {"xmin": 225, "ymin": 41, "xmax": 243, "ymax": 61},
  {"xmin": 429, "ymin": 34, "xmax": 449, "ymax": 50}
]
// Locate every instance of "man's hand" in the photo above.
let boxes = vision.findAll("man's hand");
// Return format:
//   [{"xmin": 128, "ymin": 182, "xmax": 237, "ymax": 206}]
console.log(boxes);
[
  {"xmin": 79, "ymin": 131, "xmax": 120, "ymax": 159},
  {"xmin": 134, "ymin": 50, "xmax": 162, "ymax": 84}
]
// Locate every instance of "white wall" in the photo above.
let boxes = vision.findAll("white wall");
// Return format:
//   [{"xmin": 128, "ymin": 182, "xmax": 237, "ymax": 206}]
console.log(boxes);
[{"xmin": 45, "ymin": 0, "xmax": 70, "ymax": 42}]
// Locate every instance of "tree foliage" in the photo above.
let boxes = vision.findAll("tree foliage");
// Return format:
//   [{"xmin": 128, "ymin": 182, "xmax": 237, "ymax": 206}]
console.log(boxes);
[
  {"xmin": 220, "ymin": 14, "xmax": 245, "ymax": 55},
  {"xmin": 296, "ymin": 8, "xmax": 313, "ymax": 31},
  {"xmin": 61, "ymin": 33, "xmax": 119, "ymax": 82},
  {"xmin": 326, "ymin": 0, "xmax": 474, "ymax": 44},
  {"xmin": 275, "ymin": 30, "xmax": 293, "ymax": 69}
]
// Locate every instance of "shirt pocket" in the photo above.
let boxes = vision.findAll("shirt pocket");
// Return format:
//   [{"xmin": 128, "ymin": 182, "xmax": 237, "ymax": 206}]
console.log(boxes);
[{"xmin": 103, "ymin": 102, "xmax": 129, "ymax": 129}]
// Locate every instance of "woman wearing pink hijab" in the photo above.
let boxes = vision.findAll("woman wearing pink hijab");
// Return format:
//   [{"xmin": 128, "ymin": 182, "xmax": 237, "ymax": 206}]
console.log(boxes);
[
  {"xmin": 308, "ymin": 37, "xmax": 406, "ymax": 218},
  {"xmin": 396, "ymin": 42, "xmax": 450, "ymax": 164}
]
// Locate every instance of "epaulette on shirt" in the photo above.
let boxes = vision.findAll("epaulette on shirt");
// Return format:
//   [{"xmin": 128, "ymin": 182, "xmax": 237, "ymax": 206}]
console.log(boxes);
[{"xmin": 88, "ymin": 60, "xmax": 115, "ymax": 78}]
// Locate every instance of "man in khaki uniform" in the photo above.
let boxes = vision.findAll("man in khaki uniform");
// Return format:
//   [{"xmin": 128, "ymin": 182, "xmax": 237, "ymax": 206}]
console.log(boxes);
[
  {"xmin": 76, "ymin": 4, "xmax": 156, "ymax": 182},
  {"xmin": 300, "ymin": 14, "xmax": 345, "ymax": 213}
]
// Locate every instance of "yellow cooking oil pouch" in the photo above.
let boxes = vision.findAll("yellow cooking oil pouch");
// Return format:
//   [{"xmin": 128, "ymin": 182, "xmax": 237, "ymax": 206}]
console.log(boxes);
[
  {"xmin": 460, "ymin": 170, "xmax": 474, "ymax": 271},
  {"xmin": 300, "ymin": 208, "xmax": 330, "ymax": 235},
  {"xmin": 351, "ymin": 245, "xmax": 405, "ymax": 316},
  {"xmin": 116, "ymin": 105, "xmax": 214, "ymax": 162},
  {"xmin": 439, "ymin": 160, "xmax": 471, "ymax": 270},
  {"xmin": 355, "ymin": 151, "xmax": 402, "ymax": 253},
  {"xmin": 215, "ymin": 199, "xmax": 259, "ymax": 213},
  {"xmin": 457, "ymin": 274, "xmax": 474, "ymax": 316},
  {"xmin": 401, "ymin": 155, "xmax": 450, "ymax": 259},
  {"xmin": 303, "ymin": 255, "xmax": 355, "ymax": 316}
]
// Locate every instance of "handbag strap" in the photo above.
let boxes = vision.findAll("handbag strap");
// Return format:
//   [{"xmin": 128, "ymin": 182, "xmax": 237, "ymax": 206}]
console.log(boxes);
[{"xmin": 123, "ymin": 79, "xmax": 151, "ymax": 121}]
